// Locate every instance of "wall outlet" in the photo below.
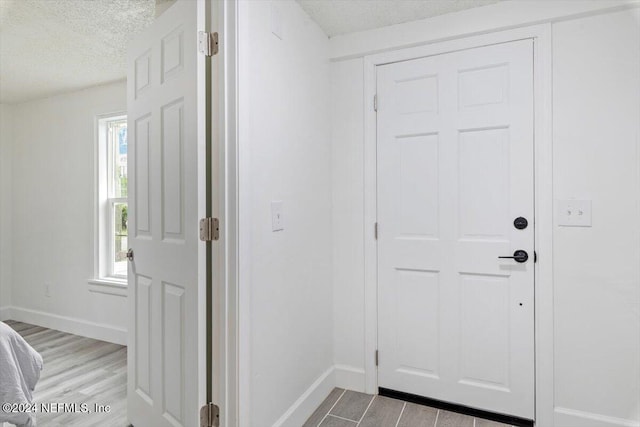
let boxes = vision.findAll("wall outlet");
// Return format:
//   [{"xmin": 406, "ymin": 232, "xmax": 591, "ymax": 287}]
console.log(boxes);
[
  {"xmin": 271, "ymin": 201, "xmax": 284, "ymax": 231},
  {"xmin": 556, "ymin": 199, "xmax": 592, "ymax": 227}
]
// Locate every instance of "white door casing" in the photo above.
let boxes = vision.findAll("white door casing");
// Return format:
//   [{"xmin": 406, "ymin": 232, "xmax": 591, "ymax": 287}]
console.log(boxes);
[
  {"xmin": 376, "ymin": 40, "xmax": 535, "ymax": 419},
  {"xmin": 127, "ymin": 1, "xmax": 203, "ymax": 426}
]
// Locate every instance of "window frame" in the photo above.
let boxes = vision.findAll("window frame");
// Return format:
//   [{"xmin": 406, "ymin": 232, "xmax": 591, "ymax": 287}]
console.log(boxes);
[{"xmin": 91, "ymin": 112, "xmax": 128, "ymax": 292}]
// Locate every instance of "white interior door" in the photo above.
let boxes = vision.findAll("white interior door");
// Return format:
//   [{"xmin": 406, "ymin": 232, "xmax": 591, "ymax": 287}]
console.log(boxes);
[
  {"xmin": 376, "ymin": 40, "xmax": 535, "ymax": 419},
  {"xmin": 126, "ymin": 1, "xmax": 204, "ymax": 426}
]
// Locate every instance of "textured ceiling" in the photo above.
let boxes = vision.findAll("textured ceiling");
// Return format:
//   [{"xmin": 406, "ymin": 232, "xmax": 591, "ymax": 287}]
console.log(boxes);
[
  {"xmin": 296, "ymin": 0, "xmax": 503, "ymax": 37},
  {"xmin": 0, "ymin": 0, "xmax": 503, "ymax": 104},
  {"xmin": 0, "ymin": 0, "xmax": 156, "ymax": 104}
]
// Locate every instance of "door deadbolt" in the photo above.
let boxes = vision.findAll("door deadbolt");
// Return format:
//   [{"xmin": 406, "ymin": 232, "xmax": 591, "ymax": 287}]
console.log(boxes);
[
  {"xmin": 514, "ymin": 217, "xmax": 528, "ymax": 230},
  {"xmin": 126, "ymin": 248, "xmax": 134, "ymax": 262}
]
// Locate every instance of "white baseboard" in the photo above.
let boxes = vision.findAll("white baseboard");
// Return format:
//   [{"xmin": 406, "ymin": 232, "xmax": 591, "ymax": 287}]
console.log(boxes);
[
  {"xmin": 334, "ymin": 364, "xmax": 366, "ymax": 393},
  {"xmin": 5, "ymin": 306, "xmax": 127, "ymax": 346},
  {"xmin": 273, "ymin": 366, "xmax": 336, "ymax": 427},
  {"xmin": 0, "ymin": 306, "xmax": 11, "ymax": 321},
  {"xmin": 555, "ymin": 407, "xmax": 640, "ymax": 427}
]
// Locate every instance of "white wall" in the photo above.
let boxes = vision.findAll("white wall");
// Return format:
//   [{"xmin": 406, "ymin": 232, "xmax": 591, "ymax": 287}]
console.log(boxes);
[
  {"xmin": 552, "ymin": 9, "xmax": 640, "ymax": 426},
  {"xmin": 330, "ymin": 59, "xmax": 375, "ymax": 396},
  {"xmin": 0, "ymin": 104, "xmax": 13, "ymax": 316},
  {"xmin": 238, "ymin": 1, "xmax": 334, "ymax": 426},
  {"xmin": 330, "ymin": 58, "xmax": 366, "ymax": 390},
  {"xmin": 7, "ymin": 81, "xmax": 127, "ymax": 343},
  {"xmin": 329, "ymin": 4, "xmax": 640, "ymax": 427}
]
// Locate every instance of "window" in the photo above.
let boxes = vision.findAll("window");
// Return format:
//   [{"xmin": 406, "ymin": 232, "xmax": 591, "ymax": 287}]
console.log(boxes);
[
  {"xmin": 93, "ymin": 114, "xmax": 128, "ymax": 286},
  {"xmin": 107, "ymin": 118, "xmax": 128, "ymax": 277}
]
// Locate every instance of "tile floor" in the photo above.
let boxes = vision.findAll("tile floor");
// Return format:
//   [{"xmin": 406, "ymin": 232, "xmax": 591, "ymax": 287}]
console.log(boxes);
[{"xmin": 303, "ymin": 389, "xmax": 514, "ymax": 427}]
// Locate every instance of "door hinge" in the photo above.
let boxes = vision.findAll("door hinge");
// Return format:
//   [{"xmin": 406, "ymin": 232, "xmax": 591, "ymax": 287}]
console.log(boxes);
[
  {"xmin": 373, "ymin": 94, "xmax": 378, "ymax": 112},
  {"xmin": 200, "ymin": 402, "xmax": 220, "ymax": 427},
  {"xmin": 200, "ymin": 217, "xmax": 220, "ymax": 241},
  {"xmin": 375, "ymin": 350, "xmax": 379, "ymax": 366},
  {"xmin": 374, "ymin": 222, "xmax": 378, "ymax": 240},
  {"xmin": 198, "ymin": 31, "xmax": 219, "ymax": 56}
]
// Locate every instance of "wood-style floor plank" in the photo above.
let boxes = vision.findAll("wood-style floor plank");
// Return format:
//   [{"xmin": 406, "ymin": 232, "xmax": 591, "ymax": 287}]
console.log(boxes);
[{"xmin": 6, "ymin": 321, "xmax": 128, "ymax": 427}]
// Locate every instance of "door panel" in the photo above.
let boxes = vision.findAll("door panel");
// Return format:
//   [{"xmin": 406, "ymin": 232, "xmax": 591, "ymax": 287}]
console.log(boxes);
[
  {"xmin": 127, "ymin": 1, "xmax": 202, "ymax": 426},
  {"xmin": 377, "ymin": 40, "xmax": 534, "ymax": 419}
]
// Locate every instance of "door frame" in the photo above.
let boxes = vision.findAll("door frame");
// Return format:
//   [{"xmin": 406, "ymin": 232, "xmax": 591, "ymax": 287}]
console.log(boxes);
[
  {"xmin": 362, "ymin": 24, "xmax": 553, "ymax": 425},
  {"xmin": 196, "ymin": 0, "xmax": 240, "ymax": 425},
  {"xmin": 194, "ymin": 0, "xmax": 232, "ymax": 422},
  {"xmin": 213, "ymin": 0, "xmax": 240, "ymax": 426}
]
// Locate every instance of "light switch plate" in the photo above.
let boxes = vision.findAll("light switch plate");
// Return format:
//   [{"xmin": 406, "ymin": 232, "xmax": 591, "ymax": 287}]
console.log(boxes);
[
  {"xmin": 556, "ymin": 199, "xmax": 592, "ymax": 227},
  {"xmin": 271, "ymin": 201, "xmax": 284, "ymax": 231}
]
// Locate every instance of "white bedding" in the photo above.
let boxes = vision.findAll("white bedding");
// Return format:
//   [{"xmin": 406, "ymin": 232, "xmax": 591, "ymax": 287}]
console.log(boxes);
[{"xmin": 0, "ymin": 322, "xmax": 43, "ymax": 427}]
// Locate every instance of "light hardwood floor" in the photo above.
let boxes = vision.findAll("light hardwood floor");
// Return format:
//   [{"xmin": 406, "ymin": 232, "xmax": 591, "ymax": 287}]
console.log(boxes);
[{"xmin": 5, "ymin": 320, "xmax": 128, "ymax": 427}]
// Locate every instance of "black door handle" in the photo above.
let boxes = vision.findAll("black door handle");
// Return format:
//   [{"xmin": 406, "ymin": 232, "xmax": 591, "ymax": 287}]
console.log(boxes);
[{"xmin": 498, "ymin": 250, "xmax": 529, "ymax": 263}]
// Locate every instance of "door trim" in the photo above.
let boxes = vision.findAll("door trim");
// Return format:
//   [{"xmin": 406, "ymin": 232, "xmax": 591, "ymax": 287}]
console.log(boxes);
[
  {"xmin": 362, "ymin": 24, "xmax": 553, "ymax": 426},
  {"xmin": 215, "ymin": 0, "xmax": 240, "ymax": 426},
  {"xmin": 196, "ymin": 0, "xmax": 238, "ymax": 425},
  {"xmin": 197, "ymin": 0, "xmax": 213, "ymax": 411}
]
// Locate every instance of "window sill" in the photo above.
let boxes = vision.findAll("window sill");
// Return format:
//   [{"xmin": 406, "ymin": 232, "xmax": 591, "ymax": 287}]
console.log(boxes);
[{"xmin": 88, "ymin": 278, "xmax": 128, "ymax": 297}]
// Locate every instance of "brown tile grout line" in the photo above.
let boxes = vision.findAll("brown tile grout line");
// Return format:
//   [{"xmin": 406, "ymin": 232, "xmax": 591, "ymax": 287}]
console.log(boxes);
[
  {"xmin": 394, "ymin": 402, "xmax": 407, "ymax": 427},
  {"xmin": 316, "ymin": 389, "xmax": 347, "ymax": 427},
  {"xmin": 355, "ymin": 395, "xmax": 377, "ymax": 426},
  {"xmin": 328, "ymin": 414, "xmax": 359, "ymax": 424}
]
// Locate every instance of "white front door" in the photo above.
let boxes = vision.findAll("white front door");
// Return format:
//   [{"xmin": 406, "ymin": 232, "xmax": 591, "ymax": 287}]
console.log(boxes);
[
  {"xmin": 376, "ymin": 40, "xmax": 535, "ymax": 419},
  {"xmin": 126, "ymin": 1, "xmax": 204, "ymax": 426}
]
